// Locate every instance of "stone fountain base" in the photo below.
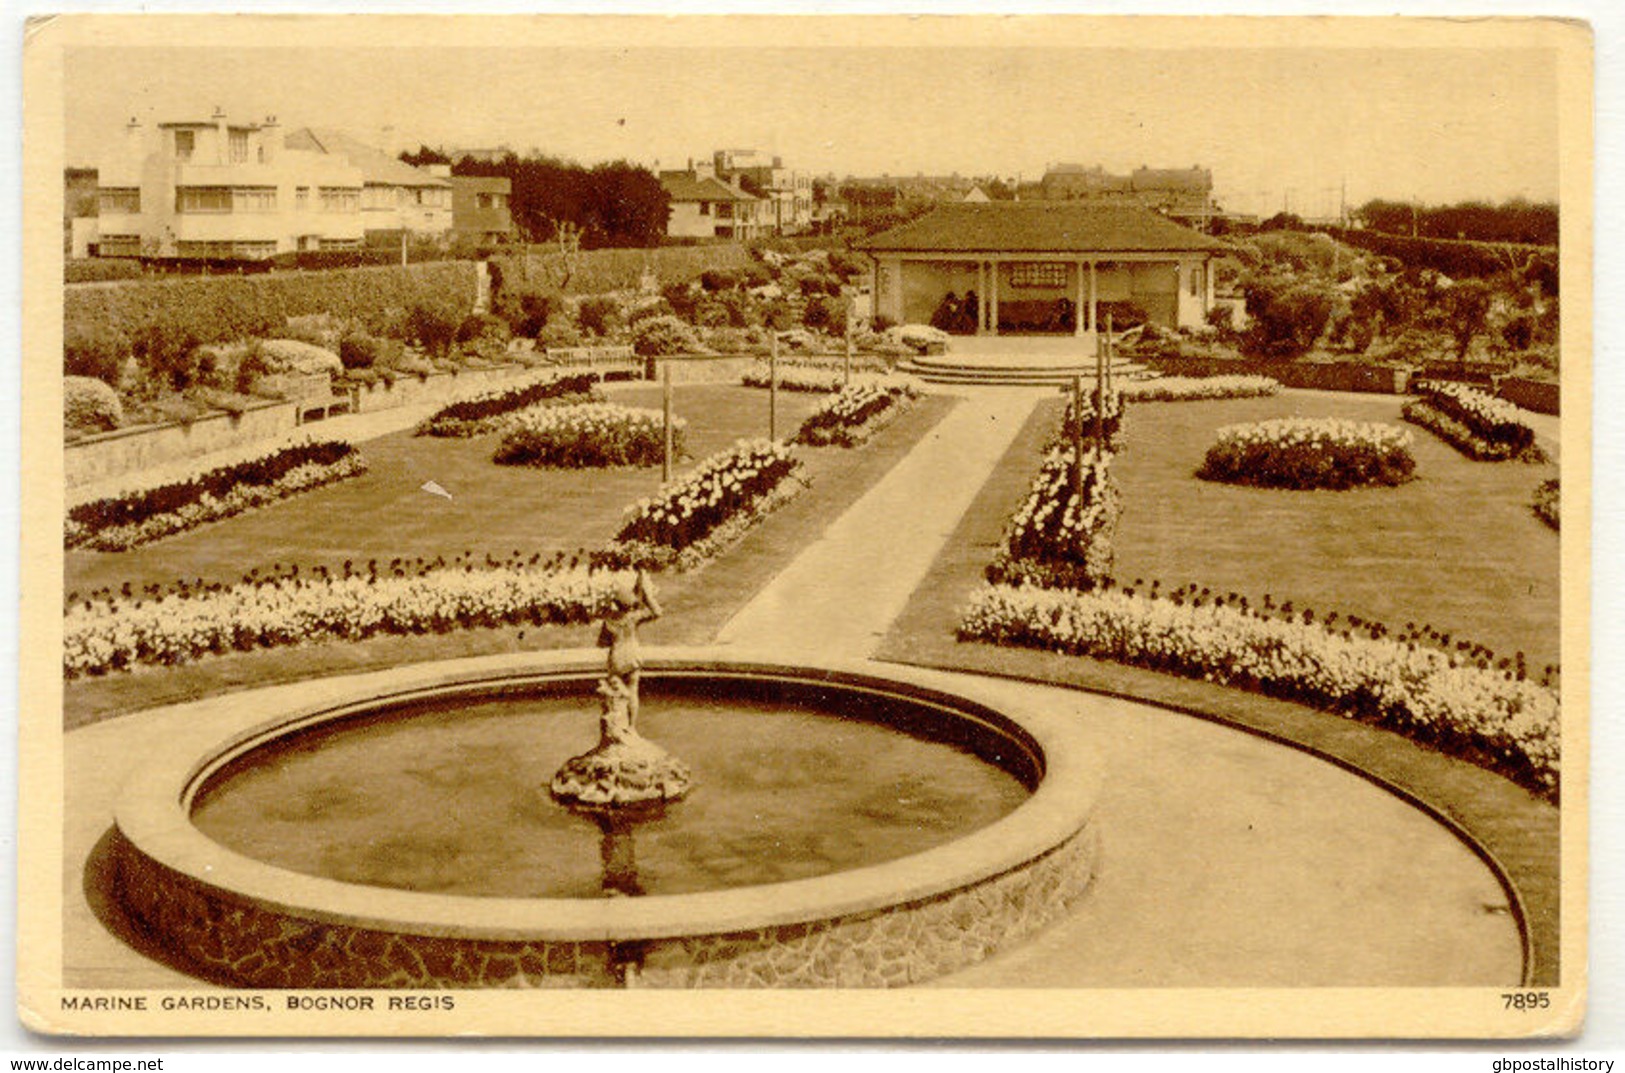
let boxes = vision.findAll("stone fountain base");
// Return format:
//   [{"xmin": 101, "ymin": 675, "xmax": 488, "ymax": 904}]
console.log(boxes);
[
  {"xmin": 550, "ymin": 677, "xmax": 693, "ymax": 808},
  {"xmin": 550, "ymin": 733, "xmax": 693, "ymax": 808}
]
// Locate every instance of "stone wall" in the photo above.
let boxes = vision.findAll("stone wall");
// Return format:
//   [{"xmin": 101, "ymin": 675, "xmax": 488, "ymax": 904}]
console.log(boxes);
[
  {"xmin": 65, "ymin": 401, "xmax": 300, "ymax": 488},
  {"xmin": 1144, "ymin": 357, "xmax": 1411, "ymax": 394}
]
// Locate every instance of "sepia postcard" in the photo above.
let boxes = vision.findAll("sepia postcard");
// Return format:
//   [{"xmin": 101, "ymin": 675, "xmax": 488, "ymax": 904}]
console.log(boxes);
[{"xmin": 17, "ymin": 12, "xmax": 1592, "ymax": 1039}]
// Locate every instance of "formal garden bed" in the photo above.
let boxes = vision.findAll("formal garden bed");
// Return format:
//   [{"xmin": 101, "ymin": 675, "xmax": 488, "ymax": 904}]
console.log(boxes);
[
  {"xmin": 492, "ymin": 402, "xmax": 679, "ymax": 468},
  {"xmin": 65, "ymin": 439, "xmax": 366, "ymax": 552},
  {"xmin": 1121, "ymin": 374, "xmax": 1280, "ymax": 402},
  {"xmin": 984, "ymin": 443, "xmax": 1119, "ymax": 592},
  {"xmin": 595, "ymin": 439, "xmax": 805, "ymax": 572},
  {"xmin": 740, "ymin": 356, "xmax": 895, "ymax": 393},
  {"xmin": 957, "ymin": 581, "xmax": 1559, "ymax": 803},
  {"xmin": 415, "ymin": 373, "xmax": 604, "ymax": 437},
  {"xmin": 1197, "ymin": 417, "xmax": 1416, "ymax": 490},
  {"xmin": 791, "ymin": 375, "xmax": 921, "ymax": 448},
  {"xmin": 64, "ymin": 555, "xmax": 628, "ymax": 679},
  {"xmin": 1402, "ymin": 381, "xmax": 1546, "ymax": 462}
]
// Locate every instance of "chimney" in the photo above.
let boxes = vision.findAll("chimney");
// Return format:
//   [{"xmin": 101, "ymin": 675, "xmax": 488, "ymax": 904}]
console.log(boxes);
[
  {"xmin": 260, "ymin": 114, "xmax": 278, "ymax": 164},
  {"xmin": 214, "ymin": 105, "xmax": 229, "ymax": 165}
]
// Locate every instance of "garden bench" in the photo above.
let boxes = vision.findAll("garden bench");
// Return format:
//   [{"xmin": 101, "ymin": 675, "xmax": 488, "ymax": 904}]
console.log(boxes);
[
  {"xmin": 542, "ymin": 345, "xmax": 642, "ymax": 382},
  {"xmin": 288, "ymin": 373, "xmax": 354, "ymax": 425}
]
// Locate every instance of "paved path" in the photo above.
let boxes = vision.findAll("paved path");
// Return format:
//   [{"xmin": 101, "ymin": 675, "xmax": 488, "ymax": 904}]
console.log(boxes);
[{"xmin": 716, "ymin": 386, "xmax": 1044, "ymax": 656}]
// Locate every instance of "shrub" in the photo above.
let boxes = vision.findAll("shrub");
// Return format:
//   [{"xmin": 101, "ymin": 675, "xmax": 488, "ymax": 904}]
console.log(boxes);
[
  {"xmin": 633, "ymin": 315, "xmax": 701, "ymax": 357},
  {"xmin": 1240, "ymin": 280, "xmax": 1335, "ymax": 358},
  {"xmin": 234, "ymin": 341, "xmax": 274, "ymax": 394},
  {"xmin": 691, "ymin": 295, "xmax": 732, "ymax": 328},
  {"xmin": 627, "ymin": 298, "xmax": 676, "ymax": 326},
  {"xmin": 457, "ymin": 312, "xmax": 512, "ymax": 346},
  {"xmin": 537, "ymin": 321, "xmax": 584, "ymax": 350},
  {"xmin": 63, "ymin": 375, "xmax": 123, "ymax": 435},
  {"xmin": 281, "ymin": 313, "xmax": 344, "ymax": 351},
  {"xmin": 63, "ymin": 323, "xmax": 128, "ymax": 386},
  {"xmin": 1532, "ymin": 478, "xmax": 1559, "ymax": 530},
  {"xmin": 338, "ymin": 332, "xmax": 382, "ymax": 370},
  {"xmin": 699, "ymin": 269, "xmax": 740, "ymax": 292},
  {"xmin": 1197, "ymin": 418, "xmax": 1416, "ymax": 490},
  {"xmin": 660, "ymin": 282, "xmax": 699, "ymax": 321},
  {"xmin": 577, "ymin": 295, "xmax": 625, "ymax": 338},
  {"xmin": 407, "ymin": 304, "xmax": 460, "ymax": 357},
  {"xmin": 493, "ymin": 286, "xmax": 561, "ymax": 338},
  {"xmin": 493, "ymin": 403, "xmax": 679, "ymax": 468},
  {"xmin": 871, "ymin": 313, "xmax": 897, "ymax": 333},
  {"xmin": 1094, "ymin": 301, "xmax": 1148, "ymax": 331},
  {"xmin": 131, "ymin": 316, "xmax": 205, "ymax": 391},
  {"xmin": 65, "ymin": 259, "xmax": 144, "ymax": 284},
  {"xmin": 803, "ymin": 294, "xmax": 848, "ymax": 331},
  {"xmin": 258, "ymin": 339, "xmax": 344, "ymax": 377}
]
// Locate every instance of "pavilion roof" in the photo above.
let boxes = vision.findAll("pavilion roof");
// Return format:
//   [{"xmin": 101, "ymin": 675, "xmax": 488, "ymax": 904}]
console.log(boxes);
[{"xmin": 856, "ymin": 203, "xmax": 1227, "ymax": 254}]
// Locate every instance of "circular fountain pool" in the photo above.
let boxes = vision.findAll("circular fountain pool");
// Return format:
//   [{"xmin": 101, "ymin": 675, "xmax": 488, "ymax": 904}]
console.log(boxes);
[{"xmin": 111, "ymin": 650, "xmax": 1102, "ymax": 989}]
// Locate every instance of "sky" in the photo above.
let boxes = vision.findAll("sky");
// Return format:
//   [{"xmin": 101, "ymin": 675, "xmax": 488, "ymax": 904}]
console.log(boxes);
[{"xmin": 63, "ymin": 29, "xmax": 1562, "ymax": 221}]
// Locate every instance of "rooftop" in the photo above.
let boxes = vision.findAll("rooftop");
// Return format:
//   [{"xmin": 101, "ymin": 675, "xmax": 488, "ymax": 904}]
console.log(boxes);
[
  {"xmin": 856, "ymin": 202, "xmax": 1228, "ymax": 254},
  {"xmin": 660, "ymin": 173, "xmax": 757, "ymax": 203},
  {"xmin": 284, "ymin": 128, "xmax": 451, "ymax": 187}
]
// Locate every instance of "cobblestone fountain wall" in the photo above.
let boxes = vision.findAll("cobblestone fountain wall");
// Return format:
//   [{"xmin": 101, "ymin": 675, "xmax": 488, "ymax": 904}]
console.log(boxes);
[{"xmin": 111, "ymin": 821, "xmax": 1099, "ymax": 989}]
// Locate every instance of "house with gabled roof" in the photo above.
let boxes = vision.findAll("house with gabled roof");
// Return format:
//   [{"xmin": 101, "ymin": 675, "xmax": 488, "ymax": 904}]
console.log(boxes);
[
  {"xmin": 856, "ymin": 202, "xmax": 1228, "ymax": 336},
  {"xmin": 284, "ymin": 127, "xmax": 453, "ymax": 244},
  {"xmin": 659, "ymin": 170, "xmax": 765, "ymax": 241}
]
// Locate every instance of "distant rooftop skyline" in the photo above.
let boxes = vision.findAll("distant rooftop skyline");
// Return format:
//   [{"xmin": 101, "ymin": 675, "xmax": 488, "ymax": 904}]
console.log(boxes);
[{"xmin": 62, "ymin": 24, "xmax": 1564, "ymax": 219}]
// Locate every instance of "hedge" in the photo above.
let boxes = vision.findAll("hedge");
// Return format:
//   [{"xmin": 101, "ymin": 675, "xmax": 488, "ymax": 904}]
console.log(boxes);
[
  {"xmin": 64, "ymin": 261, "xmax": 480, "ymax": 353},
  {"xmin": 1318, "ymin": 227, "xmax": 1557, "ymax": 282},
  {"xmin": 491, "ymin": 244, "xmax": 756, "ymax": 297}
]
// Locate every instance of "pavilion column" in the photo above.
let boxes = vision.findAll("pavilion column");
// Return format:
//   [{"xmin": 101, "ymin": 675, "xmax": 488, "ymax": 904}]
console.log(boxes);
[
  {"xmin": 977, "ymin": 260, "xmax": 988, "ymax": 334},
  {"xmin": 1074, "ymin": 260, "xmax": 1086, "ymax": 337},
  {"xmin": 981, "ymin": 258, "xmax": 994, "ymax": 334},
  {"xmin": 1088, "ymin": 261, "xmax": 1098, "ymax": 333}
]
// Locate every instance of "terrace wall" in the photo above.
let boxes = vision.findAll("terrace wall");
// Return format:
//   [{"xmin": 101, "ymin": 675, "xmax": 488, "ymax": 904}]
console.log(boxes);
[{"xmin": 1142, "ymin": 357, "xmax": 1411, "ymax": 394}]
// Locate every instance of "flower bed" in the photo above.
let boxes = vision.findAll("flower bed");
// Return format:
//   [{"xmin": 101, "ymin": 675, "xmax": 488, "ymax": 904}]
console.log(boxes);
[
  {"xmin": 492, "ymin": 403, "xmax": 681, "ymax": 468},
  {"xmin": 65, "ymin": 440, "xmax": 367, "ymax": 552},
  {"xmin": 986, "ymin": 446, "xmax": 1120, "ymax": 591},
  {"xmin": 959, "ymin": 583, "xmax": 1560, "ymax": 802},
  {"xmin": 415, "ymin": 374, "xmax": 604, "ymax": 437},
  {"xmin": 792, "ymin": 375, "xmax": 922, "ymax": 447},
  {"xmin": 1197, "ymin": 418, "xmax": 1415, "ymax": 490},
  {"xmin": 1532, "ymin": 478, "xmax": 1560, "ymax": 531},
  {"xmin": 597, "ymin": 439, "xmax": 804, "ymax": 571},
  {"xmin": 1121, "ymin": 375, "xmax": 1281, "ymax": 402},
  {"xmin": 64, "ymin": 558, "xmax": 627, "ymax": 677},
  {"xmin": 740, "ymin": 357, "xmax": 894, "ymax": 393},
  {"xmin": 1054, "ymin": 383, "xmax": 1124, "ymax": 450},
  {"xmin": 1403, "ymin": 382, "xmax": 1545, "ymax": 462}
]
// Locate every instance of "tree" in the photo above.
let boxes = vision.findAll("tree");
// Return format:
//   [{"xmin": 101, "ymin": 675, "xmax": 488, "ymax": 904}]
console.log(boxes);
[
  {"xmin": 1442, "ymin": 278, "xmax": 1494, "ymax": 366},
  {"xmin": 399, "ymin": 145, "xmax": 451, "ymax": 167}
]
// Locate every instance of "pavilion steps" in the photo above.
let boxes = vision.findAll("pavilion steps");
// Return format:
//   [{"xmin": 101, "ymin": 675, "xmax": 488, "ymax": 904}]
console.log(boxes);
[{"xmin": 898, "ymin": 356, "xmax": 1150, "ymax": 387}]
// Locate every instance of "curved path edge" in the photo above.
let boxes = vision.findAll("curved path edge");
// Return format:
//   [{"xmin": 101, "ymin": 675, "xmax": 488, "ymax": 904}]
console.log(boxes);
[{"xmin": 876, "ymin": 642, "xmax": 1560, "ymax": 988}]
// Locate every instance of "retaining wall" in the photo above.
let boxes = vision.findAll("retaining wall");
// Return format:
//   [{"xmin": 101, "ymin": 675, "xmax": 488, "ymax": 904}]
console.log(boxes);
[{"xmin": 1496, "ymin": 376, "xmax": 1560, "ymax": 416}]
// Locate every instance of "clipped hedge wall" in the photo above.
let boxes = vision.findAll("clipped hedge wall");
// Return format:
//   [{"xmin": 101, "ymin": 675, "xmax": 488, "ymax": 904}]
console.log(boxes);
[
  {"xmin": 64, "ymin": 260, "xmax": 480, "ymax": 352},
  {"xmin": 492, "ymin": 244, "xmax": 756, "ymax": 296},
  {"xmin": 1318, "ymin": 227, "xmax": 1556, "ymax": 281}
]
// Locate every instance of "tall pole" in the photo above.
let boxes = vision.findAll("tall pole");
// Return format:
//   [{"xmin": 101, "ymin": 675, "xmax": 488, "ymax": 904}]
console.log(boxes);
[
  {"xmin": 400, "ymin": 227, "xmax": 408, "ymax": 268},
  {"xmin": 769, "ymin": 333, "xmax": 779, "ymax": 442},
  {"xmin": 1095, "ymin": 311, "xmax": 1109, "ymax": 450},
  {"xmin": 662, "ymin": 361, "xmax": 673, "ymax": 484},
  {"xmin": 1103, "ymin": 309, "xmax": 1114, "ymax": 402},
  {"xmin": 1071, "ymin": 374, "xmax": 1085, "ymax": 511},
  {"xmin": 844, "ymin": 311, "xmax": 854, "ymax": 387}
]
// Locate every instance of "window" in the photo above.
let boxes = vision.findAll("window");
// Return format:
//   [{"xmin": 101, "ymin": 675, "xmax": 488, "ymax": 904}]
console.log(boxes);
[
  {"xmin": 177, "ymin": 240, "xmax": 233, "ymax": 259},
  {"xmin": 176, "ymin": 187, "xmax": 232, "ymax": 214},
  {"xmin": 233, "ymin": 240, "xmax": 276, "ymax": 260},
  {"xmin": 319, "ymin": 238, "xmax": 361, "ymax": 251},
  {"xmin": 229, "ymin": 129, "xmax": 249, "ymax": 164},
  {"xmin": 96, "ymin": 234, "xmax": 141, "ymax": 257},
  {"xmin": 698, "ymin": 201, "xmax": 710, "ymax": 216},
  {"xmin": 295, "ymin": 187, "xmax": 310, "ymax": 211},
  {"xmin": 1189, "ymin": 264, "xmax": 1204, "ymax": 297},
  {"xmin": 717, "ymin": 202, "xmax": 733, "ymax": 219},
  {"xmin": 320, "ymin": 187, "xmax": 361, "ymax": 213},
  {"xmin": 362, "ymin": 186, "xmax": 396, "ymax": 211},
  {"xmin": 233, "ymin": 187, "xmax": 276, "ymax": 213},
  {"xmin": 98, "ymin": 187, "xmax": 140, "ymax": 215},
  {"xmin": 173, "ymin": 130, "xmax": 194, "ymax": 161},
  {"xmin": 1009, "ymin": 262, "xmax": 1068, "ymax": 288}
]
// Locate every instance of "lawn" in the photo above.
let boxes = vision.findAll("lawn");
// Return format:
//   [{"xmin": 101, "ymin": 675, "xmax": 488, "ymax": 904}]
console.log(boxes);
[
  {"xmin": 63, "ymin": 390, "xmax": 959, "ymax": 728},
  {"xmin": 882, "ymin": 388, "xmax": 1560, "ymax": 674},
  {"xmin": 66, "ymin": 384, "xmax": 826, "ymax": 599}
]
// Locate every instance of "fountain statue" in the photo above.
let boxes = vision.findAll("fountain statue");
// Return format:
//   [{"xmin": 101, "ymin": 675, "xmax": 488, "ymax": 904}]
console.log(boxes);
[{"xmin": 550, "ymin": 570, "xmax": 693, "ymax": 809}]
